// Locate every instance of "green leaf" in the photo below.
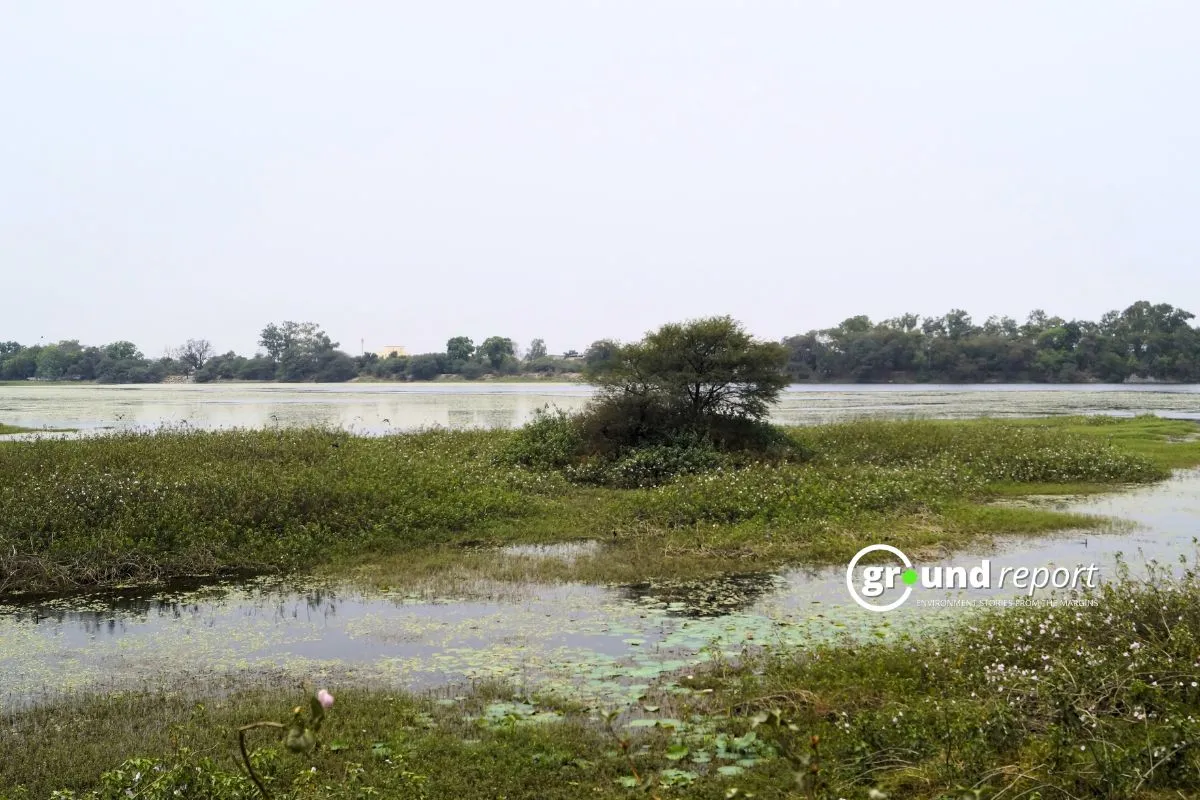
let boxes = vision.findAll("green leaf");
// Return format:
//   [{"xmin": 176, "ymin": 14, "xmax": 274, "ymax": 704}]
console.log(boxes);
[
  {"xmin": 665, "ymin": 744, "xmax": 689, "ymax": 761},
  {"xmin": 658, "ymin": 769, "xmax": 698, "ymax": 787}
]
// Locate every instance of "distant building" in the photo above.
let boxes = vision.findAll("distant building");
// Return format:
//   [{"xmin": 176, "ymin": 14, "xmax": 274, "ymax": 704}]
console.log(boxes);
[{"xmin": 376, "ymin": 345, "xmax": 409, "ymax": 358}]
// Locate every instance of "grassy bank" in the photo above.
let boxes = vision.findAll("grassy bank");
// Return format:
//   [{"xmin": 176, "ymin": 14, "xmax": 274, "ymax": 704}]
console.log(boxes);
[
  {"xmin": 0, "ymin": 423, "xmax": 78, "ymax": 435},
  {"xmin": 4, "ymin": 567, "xmax": 1199, "ymax": 798},
  {"xmin": 2, "ymin": 417, "xmax": 1199, "ymax": 596}
]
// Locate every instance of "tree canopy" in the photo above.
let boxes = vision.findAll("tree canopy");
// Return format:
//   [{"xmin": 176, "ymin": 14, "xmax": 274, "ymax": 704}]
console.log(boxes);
[
  {"xmin": 784, "ymin": 301, "xmax": 1200, "ymax": 383},
  {"xmin": 587, "ymin": 316, "xmax": 788, "ymax": 424},
  {"xmin": 479, "ymin": 336, "xmax": 515, "ymax": 369}
]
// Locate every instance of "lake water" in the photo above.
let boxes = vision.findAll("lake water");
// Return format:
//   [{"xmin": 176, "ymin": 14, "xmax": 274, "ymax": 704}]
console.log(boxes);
[
  {"xmin": 3, "ymin": 382, "xmax": 1200, "ymax": 434},
  {"xmin": 3, "ymin": 470, "xmax": 1197, "ymax": 709}
]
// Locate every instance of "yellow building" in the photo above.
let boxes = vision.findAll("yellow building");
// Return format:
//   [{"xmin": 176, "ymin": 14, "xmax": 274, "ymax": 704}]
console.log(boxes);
[{"xmin": 376, "ymin": 345, "xmax": 409, "ymax": 358}]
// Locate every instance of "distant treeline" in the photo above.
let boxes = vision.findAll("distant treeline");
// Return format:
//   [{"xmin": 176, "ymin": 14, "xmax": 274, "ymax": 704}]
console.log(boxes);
[
  {"xmin": 785, "ymin": 301, "xmax": 1200, "ymax": 383},
  {"xmin": 3, "ymin": 301, "xmax": 1198, "ymax": 384},
  {"xmin": 0, "ymin": 322, "xmax": 585, "ymax": 384}
]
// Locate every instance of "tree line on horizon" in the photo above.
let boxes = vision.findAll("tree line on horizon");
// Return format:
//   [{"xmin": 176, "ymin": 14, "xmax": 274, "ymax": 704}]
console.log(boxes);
[
  {"xmin": 786, "ymin": 300, "xmax": 1200, "ymax": 383},
  {"xmin": 2, "ymin": 301, "xmax": 1198, "ymax": 385},
  {"xmin": 0, "ymin": 322, "xmax": 586, "ymax": 384}
]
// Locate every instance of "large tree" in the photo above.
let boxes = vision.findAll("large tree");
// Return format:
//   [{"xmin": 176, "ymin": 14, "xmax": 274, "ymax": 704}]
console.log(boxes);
[
  {"xmin": 584, "ymin": 339, "xmax": 620, "ymax": 368},
  {"xmin": 586, "ymin": 316, "xmax": 788, "ymax": 423},
  {"xmin": 525, "ymin": 338, "xmax": 547, "ymax": 361},
  {"xmin": 175, "ymin": 338, "xmax": 213, "ymax": 374},
  {"xmin": 446, "ymin": 336, "xmax": 475, "ymax": 362},
  {"xmin": 258, "ymin": 321, "xmax": 334, "ymax": 361},
  {"xmin": 479, "ymin": 336, "xmax": 515, "ymax": 369},
  {"xmin": 258, "ymin": 321, "xmax": 339, "ymax": 381}
]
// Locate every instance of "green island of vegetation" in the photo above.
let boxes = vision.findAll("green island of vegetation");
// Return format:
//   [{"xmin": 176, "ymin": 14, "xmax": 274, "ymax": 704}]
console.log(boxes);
[
  {"xmin": 3, "ymin": 317, "xmax": 1200, "ymax": 798},
  {"xmin": 4, "ymin": 299, "xmax": 1200, "ymax": 384}
]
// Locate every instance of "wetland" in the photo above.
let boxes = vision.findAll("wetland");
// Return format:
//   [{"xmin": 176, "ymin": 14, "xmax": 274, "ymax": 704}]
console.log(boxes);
[{"xmin": 3, "ymin": 384, "xmax": 1200, "ymax": 798}]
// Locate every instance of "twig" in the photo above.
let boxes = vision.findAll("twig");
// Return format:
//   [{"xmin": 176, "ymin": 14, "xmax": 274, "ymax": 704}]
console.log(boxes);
[{"xmin": 238, "ymin": 721, "xmax": 285, "ymax": 800}]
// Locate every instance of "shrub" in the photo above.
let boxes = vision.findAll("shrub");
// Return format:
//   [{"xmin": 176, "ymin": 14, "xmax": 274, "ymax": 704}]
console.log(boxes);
[
  {"xmin": 568, "ymin": 440, "xmax": 725, "ymax": 489},
  {"xmin": 502, "ymin": 407, "xmax": 584, "ymax": 470},
  {"xmin": 575, "ymin": 394, "xmax": 678, "ymax": 457},
  {"xmin": 576, "ymin": 316, "xmax": 791, "ymax": 457}
]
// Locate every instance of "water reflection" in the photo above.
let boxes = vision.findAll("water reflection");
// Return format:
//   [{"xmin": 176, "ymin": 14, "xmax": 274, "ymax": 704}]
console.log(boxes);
[
  {"xmin": 5, "ymin": 580, "xmax": 345, "ymax": 638},
  {"xmin": 620, "ymin": 573, "xmax": 786, "ymax": 618}
]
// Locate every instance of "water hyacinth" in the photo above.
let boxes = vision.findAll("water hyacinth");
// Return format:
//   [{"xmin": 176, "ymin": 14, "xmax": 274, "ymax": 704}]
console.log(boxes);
[{"xmin": 0, "ymin": 427, "xmax": 545, "ymax": 594}]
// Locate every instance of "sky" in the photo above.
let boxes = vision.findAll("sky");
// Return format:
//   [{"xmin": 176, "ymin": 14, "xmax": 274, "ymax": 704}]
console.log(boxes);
[{"xmin": 2, "ymin": 1, "xmax": 1198, "ymax": 357}]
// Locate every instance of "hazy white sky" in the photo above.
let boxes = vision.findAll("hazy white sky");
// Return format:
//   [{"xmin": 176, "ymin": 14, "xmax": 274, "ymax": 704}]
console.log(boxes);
[{"xmin": 3, "ymin": 2, "xmax": 1198, "ymax": 356}]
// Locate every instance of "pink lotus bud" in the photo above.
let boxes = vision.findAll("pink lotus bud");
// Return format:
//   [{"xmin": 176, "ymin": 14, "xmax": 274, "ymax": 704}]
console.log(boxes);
[{"xmin": 316, "ymin": 689, "xmax": 334, "ymax": 709}]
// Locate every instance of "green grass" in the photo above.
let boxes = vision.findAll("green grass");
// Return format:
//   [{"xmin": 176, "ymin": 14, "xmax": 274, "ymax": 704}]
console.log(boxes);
[
  {"xmin": 0, "ymin": 422, "xmax": 77, "ymax": 435},
  {"xmin": 6, "ymin": 567, "xmax": 1200, "ymax": 799},
  {"xmin": 1011, "ymin": 414, "xmax": 1200, "ymax": 471},
  {"xmin": 689, "ymin": 561, "xmax": 1200, "ymax": 799},
  {"xmin": 0, "ymin": 427, "xmax": 550, "ymax": 595},
  {"xmin": 2, "ymin": 417, "xmax": 1197, "ymax": 595}
]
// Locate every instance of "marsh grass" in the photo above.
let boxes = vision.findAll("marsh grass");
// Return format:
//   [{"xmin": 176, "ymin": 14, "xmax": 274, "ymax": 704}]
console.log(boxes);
[
  {"xmin": 2, "ymin": 417, "xmax": 1196, "ymax": 595},
  {"xmin": 1012, "ymin": 414, "xmax": 1200, "ymax": 471},
  {"xmin": 6, "ymin": 567, "xmax": 1200, "ymax": 799},
  {"xmin": 0, "ymin": 423, "xmax": 76, "ymax": 435},
  {"xmin": 690, "ymin": 559, "xmax": 1200, "ymax": 799},
  {"xmin": 0, "ymin": 427, "xmax": 555, "ymax": 594}
]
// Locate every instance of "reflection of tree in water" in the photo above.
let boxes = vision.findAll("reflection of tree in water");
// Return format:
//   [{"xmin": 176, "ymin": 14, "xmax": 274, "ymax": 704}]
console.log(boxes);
[
  {"xmin": 7, "ymin": 577, "xmax": 341, "ymax": 637},
  {"xmin": 619, "ymin": 572, "xmax": 785, "ymax": 618}
]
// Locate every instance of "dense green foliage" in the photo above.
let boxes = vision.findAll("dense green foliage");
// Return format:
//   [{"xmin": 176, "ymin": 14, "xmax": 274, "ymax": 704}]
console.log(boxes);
[
  {"xmin": 7, "ymin": 568, "xmax": 1200, "ymax": 798},
  {"xmin": 0, "ymin": 428, "xmax": 554, "ymax": 594},
  {"xmin": 585, "ymin": 316, "xmax": 790, "ymax": 424},
  {"xmin": 504, "ymin": 405, "xmax": 801, "ymax": 489},
  {"xmin": 0, "ymin": 339, "xmax": 175, "ymax": 383},
  {"xmin": 1, "ymin": 418, "xmax": 1184, "ymax": 595},
  {"xmin": 786, "ymin": 300, "xmax": 1200, "ymax": 382}
]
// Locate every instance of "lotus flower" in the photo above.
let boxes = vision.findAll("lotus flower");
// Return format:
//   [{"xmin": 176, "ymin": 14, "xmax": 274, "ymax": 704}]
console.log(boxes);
[{"xmin": 317, "ymin": 689, "xmax": 334, "ymax": 709}]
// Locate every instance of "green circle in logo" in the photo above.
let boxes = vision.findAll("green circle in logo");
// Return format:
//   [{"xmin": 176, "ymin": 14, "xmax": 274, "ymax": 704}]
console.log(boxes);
[{"xmin": 901, "ymin": 568, "xmax": 919, "ymax": 586}]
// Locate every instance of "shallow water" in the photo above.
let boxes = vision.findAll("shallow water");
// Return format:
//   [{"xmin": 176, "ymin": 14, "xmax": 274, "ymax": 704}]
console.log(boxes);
[
  {"xmin": 2, "ymin": 382, "xmax": 1200, "ymax": 435},
  {"xmin": 3, "ymin": 470, "xmax": 1197, "ymax": 709}
]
